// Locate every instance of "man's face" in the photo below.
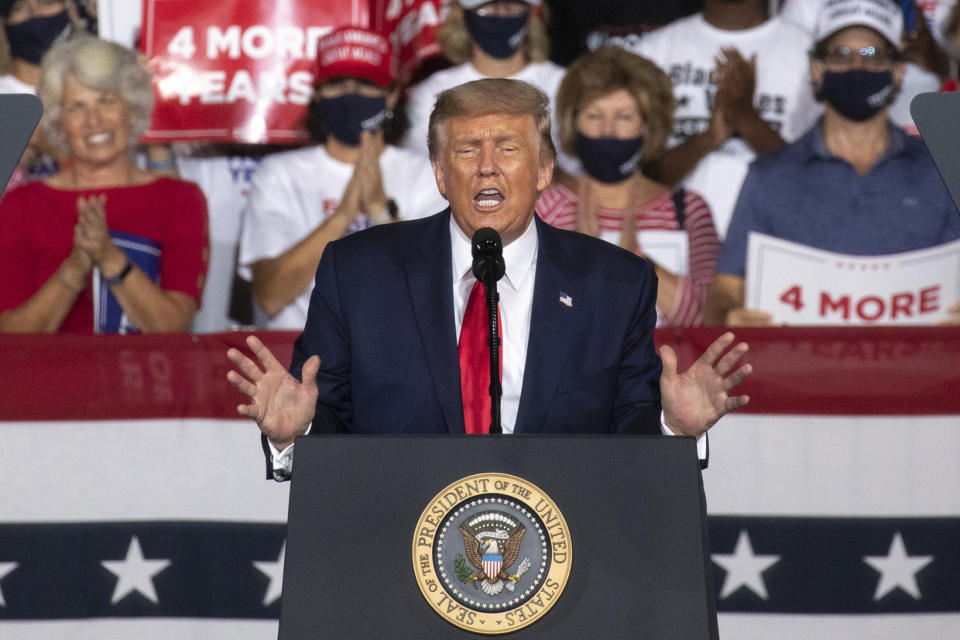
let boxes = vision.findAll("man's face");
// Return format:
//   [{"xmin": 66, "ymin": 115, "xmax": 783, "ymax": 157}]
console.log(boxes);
[{"xmin": 432, "ymin": 113, "xmax": 553, "ymax": 245}]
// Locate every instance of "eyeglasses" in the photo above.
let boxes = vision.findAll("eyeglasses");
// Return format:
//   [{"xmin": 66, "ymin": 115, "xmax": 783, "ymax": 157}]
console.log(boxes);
[
  {"xmin": 820, "ymin": 45, "xmax": 897, "ymax": 70},
  {"xmin": 472, "ymin": 1, "xmax": 530, "ymax": 18}
]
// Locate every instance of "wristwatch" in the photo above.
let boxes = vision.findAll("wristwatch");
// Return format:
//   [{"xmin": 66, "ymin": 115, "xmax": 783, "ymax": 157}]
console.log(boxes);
[{"xmin": 103, "ymin": 259, "xmax": 134, "ymax": 286}]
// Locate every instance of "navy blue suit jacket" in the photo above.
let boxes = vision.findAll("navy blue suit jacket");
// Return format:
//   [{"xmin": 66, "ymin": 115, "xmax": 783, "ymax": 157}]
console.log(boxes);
[{"xmin": 289, "ymin": 209, "xmax": 663, "ymax": 436}]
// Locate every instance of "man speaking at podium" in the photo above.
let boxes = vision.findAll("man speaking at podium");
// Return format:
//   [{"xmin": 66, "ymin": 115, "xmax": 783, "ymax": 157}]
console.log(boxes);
[{"xmin": 227, "ymin": 79, "xmax": 751, "ymax": 480}]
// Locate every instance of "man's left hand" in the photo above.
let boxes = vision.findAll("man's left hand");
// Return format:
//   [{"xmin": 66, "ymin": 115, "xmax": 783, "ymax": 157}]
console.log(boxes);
[{"xmin": 659, "ymin": 332, "xmax": 752, "ymax": 438}]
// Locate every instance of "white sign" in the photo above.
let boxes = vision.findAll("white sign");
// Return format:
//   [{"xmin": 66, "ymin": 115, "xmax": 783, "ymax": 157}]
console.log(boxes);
[
  {"xmin": 601, "ymin": 229, "xmax": 688, "ymax": 327},
  {"xmin": 97, "ymin": 0, "xmax": 143, "ymax": 47},
  {"xmin": 745, "ymin": 232, "xmax": 960, "ymax": 325},
  {"xmin": 600, "ymin": 229, "xmax": 689, "ymax": 275}
]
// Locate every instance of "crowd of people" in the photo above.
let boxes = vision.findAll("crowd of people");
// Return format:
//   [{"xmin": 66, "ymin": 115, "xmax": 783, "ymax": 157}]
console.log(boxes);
[{"xmin": 1, "ymin": 0, "xmax": 960, "ymax": 335}]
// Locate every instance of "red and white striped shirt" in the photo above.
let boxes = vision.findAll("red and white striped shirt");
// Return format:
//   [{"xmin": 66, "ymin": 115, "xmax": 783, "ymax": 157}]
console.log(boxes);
[{"xmin": 537, "ymin": 183, "xmax": 719, "ymax": 327}]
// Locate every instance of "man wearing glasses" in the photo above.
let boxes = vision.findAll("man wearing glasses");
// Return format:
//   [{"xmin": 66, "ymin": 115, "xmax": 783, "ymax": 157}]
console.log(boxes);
[{"xmin": 704, "ymin": 0, "xmax": 960, "ymax": 326}]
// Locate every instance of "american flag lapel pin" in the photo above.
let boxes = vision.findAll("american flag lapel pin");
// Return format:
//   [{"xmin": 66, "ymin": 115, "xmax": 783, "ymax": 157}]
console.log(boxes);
[{"xmin": 559, "ymin": 291, "xmax": 573, "ymax": 308}]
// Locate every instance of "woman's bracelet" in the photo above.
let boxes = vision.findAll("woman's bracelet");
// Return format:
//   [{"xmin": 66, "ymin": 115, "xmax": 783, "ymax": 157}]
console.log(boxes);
[{"xmin": 103, "ymin": 259, "xmax": 134, "ymax": 286}]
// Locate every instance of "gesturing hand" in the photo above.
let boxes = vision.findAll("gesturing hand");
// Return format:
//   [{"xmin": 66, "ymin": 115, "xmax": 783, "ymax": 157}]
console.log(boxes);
[
  {"xmin": 227, "ymin": 335, "xmax": 321, "ymax": 449},
  {"xmin": 659, "ymin": 332, "xmax": 752, "ymax": 438}
]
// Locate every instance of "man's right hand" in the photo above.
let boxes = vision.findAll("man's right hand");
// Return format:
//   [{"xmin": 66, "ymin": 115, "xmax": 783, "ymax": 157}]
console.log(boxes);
[{"xmin": 227, "ymin": 335, "xmax": 320, "ymax": 450}]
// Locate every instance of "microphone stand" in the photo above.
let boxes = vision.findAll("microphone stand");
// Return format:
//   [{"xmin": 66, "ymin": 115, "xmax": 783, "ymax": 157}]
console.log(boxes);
[
  {"xmin": 482, "ymin": 273, "xmax": 502, "ymax": 434},
  {"xmin": 471, "ymin": 227, "xmax": 505, "ymax": 435}
]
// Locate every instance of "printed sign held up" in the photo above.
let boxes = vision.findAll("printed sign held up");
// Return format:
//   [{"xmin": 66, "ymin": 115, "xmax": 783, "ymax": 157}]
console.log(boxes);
[
  {"xmin": 745, "ymin": 232, "xmax": 960, "ymax": 325},
  {"xmin": 141, "ymin": 0, "xmax": 368, "ymax": 143}
]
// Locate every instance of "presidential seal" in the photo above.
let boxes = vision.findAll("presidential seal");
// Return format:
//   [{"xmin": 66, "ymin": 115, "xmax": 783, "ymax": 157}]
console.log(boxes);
[{"xmin": 412, "ymin": 473, "xmax": 571, "ymax": 634}]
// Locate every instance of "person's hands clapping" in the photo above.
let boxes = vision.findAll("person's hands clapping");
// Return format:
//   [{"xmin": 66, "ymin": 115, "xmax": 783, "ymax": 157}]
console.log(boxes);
[
  {"xmin": 355, "ymin": 130, "xmax": 388, "ymax": 214},
  {"xmin": 74, "ymin": 195, "xmax": 122, "ymax": 267},
  {"xmin": 715, "ymin": 47, "xmax": 757, "ymax": 134}
]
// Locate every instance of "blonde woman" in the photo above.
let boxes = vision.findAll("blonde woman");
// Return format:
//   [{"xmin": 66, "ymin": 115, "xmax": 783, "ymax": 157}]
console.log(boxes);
[
  {"xmin": 0, "ymin": 36, "xmax": 209, "ymax": 333},
  {"xmin": 539, "ymin": 47, "xmax": 720, "ymax": 328}
]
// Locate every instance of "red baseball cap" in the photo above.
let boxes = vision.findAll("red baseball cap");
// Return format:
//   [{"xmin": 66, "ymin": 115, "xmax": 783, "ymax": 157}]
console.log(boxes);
[{"xmin": 314, "ymin": 26, "xmax": 394, "ymax": 88}]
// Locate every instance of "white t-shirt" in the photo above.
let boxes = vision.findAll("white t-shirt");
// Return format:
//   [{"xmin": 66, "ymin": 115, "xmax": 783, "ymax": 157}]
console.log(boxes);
[
  {"xmin": 237, "ymin": 144, "xmax": 448, "ymax": 329},
  {"xmin": 177, "ymin": 152, "xmax": 262, "ymax": 333},
  {"xmin": 637, "ymin": 14, "xmax": 822, "ymax": 239},
  {"xmin": 0, "ymin": 74, "xmax": 35, "ymax": 94},
  {"xmin": 402, "ymin": 61, "xmax": 578, "ymax": 174},
  {"xmin": 778, "ymin": 0, "xmax": 944, "ymax": 133}
]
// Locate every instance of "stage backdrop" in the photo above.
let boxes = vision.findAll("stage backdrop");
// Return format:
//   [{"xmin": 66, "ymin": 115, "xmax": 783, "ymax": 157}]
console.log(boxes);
[{"xmin": 0, "ymin": 328, "xmax": 957, "ymax": 639}]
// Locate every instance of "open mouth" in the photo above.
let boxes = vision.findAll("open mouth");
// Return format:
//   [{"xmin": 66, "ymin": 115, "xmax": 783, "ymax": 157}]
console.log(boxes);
[
  {"xmin": 85, "ymin": 132, "xmax": 113, "ymax": 146},
  {"xmin": 474, "ymin": 188, "xmax": 504, "ymax": 210}
]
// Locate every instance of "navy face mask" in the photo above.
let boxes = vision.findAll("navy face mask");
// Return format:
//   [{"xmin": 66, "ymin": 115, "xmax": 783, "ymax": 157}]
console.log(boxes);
[
  {"xmin": 575, "ymin": 132, "xmax": 645, "ymax": 184},
  {"xmin": 463, "ymin": 10, "xmax": 529, "ymax": 59},
  {"xmin": 4, "ymin": 10, "xmax": 71, "ymax": 65},
  {"xmin": 820, "ymin": 69, "xmax": 895, "ymax": 122},
  {"xmin": 313, "ymin": 94, "xmax": 388, "ymax": 146}
]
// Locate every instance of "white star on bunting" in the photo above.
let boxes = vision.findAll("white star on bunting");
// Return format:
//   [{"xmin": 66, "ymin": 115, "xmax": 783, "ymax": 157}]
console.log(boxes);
[
  {"xmin": 712, "ymin": 530, "xmax": 780, "ymax": 599},
  {"xmin": 864, "ymin": 532, "xmax": 933, "ymax": 600},
  {"xmin": 254, "ymin": 541, "xmax": 286, "ymax": 606},
  {"xmin": 101, "ymin": 536, "xmax": 171, "ymax": 605},
  {"xmin": 0, "ymin": 562, "xmax": 18, "ymax": 607}
]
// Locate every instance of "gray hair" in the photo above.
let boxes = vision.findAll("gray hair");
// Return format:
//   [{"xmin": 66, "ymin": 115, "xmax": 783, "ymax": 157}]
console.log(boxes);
[
  {"xmin": 37, "ymin": 35, "xmax": 153, "ymax": 156},
  {"xmin": 427, "ymin": 78, "xmax": 556, "ymax": 164}
]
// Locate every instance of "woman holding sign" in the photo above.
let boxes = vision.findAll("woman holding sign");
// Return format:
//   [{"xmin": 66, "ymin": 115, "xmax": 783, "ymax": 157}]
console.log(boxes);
[
  {"xmin": 704, "ymin": 0, "xmax": 960, "ymax": 326},
  {"xmin": 538, "ymin": 47, "xmax": 720, "ymax": 328},
  {"xmin": 0, "ymin": 35, "xmax": 209, "ymax": 334}
]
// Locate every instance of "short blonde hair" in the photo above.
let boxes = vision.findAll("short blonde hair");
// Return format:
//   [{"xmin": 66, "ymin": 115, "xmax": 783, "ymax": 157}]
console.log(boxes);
[
  {"xmin": 427, "ymin": 77, "xmax": 556, "ymax": 164},
  {"xmin": 555, "ymin": 47, "xmax": 674, "ymax": 165},
  {"xmin": 37, "ymin": 35, "xmax": 153, "ymax": 156},
  {"xmin": 437, "ymin": 3, "xmax": 551, "ymax": 65}
]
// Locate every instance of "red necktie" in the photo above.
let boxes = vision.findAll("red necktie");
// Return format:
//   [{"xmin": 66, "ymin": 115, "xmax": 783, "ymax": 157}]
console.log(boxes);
[{"xmin": 459, "ymin": 280, "xmax": 501, "ymax": 434}]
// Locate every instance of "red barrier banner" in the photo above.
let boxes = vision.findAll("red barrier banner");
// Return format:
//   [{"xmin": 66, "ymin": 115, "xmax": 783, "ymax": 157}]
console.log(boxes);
[
  {"xmin": 141, "ymin": 0, "xmax": 369, "ymax": 143},
  {"xmin": 372, "ymin": 0, "xmax": 446, "ymax": 83},
  {"xmin": 3, "ymin": 328, "xmax": 959, "ymax": 421}
]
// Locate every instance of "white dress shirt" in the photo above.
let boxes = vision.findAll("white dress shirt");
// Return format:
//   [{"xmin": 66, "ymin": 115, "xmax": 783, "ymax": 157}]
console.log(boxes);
[
  {"xmin": 271, "ymin": 215, "xmax": 704, "ymax": 477},
  {"xmin": 450, "ymin": 216, "xmax": 537, "ymax": 434}
]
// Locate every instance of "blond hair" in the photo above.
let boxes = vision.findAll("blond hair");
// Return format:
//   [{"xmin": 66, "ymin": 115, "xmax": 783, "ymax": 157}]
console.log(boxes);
[
  {"xmin": 437, "ymin": 3, "xmax": 551, "ymax": 65},
  {"xmin": 427, "ymin": 77, "xmax": 556, "ymax": 164},
  {"xmin": 555, "ymin": 47, "xmax": 674, "ymax": 165},
  {"xmin": 37, "ymin": 35, "xmax": 153, "ymax": 156}
]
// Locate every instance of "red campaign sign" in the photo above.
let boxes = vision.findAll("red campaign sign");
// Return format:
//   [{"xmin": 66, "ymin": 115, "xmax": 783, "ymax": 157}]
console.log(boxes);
[
  {"xmin": 141, "ymin": 0, "xmax": 369, "ymax": 144},
  {"xmin": 372, "ymin": 0, "xmax": 446, "ymax": 83}
]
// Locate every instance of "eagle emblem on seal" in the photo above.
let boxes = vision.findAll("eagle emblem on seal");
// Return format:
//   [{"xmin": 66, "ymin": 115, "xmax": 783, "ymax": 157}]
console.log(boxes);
[{"xmin": 456, "ymin": 510, "xmax": 532, "ymax": 596}]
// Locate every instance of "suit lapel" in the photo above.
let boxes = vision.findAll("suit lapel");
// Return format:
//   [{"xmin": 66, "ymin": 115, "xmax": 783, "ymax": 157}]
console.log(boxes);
[
  {"xmin": 515, "ymin": 217, "xmax": 580, "ymax": 433},
  {"xmin": 405, "ymin": 210, "xmax": 465, "ymax": 433}
]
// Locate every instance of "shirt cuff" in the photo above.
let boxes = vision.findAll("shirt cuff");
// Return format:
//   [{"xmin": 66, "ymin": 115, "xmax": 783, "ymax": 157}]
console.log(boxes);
[
  {"xmin": 268, "ymin": 422, "xmax": 312, "ymax": 481},
  {"xmin": 660, "ymin": 410, "xmax": 708, "ymax": 460}
]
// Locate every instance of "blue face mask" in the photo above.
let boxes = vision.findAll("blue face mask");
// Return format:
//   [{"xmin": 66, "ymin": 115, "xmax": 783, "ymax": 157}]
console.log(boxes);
[
  {"xmin": 313, "ymin": 94, "xmax": 388, "ymax": 146},
  {"xmin": 575, "ymin": 132, "xmax": 645, "ymax": 184},
  {"xmin": 462, "ymin": 10, "xmax": 529, "ymax": 59},
  {"xmin": 4, "ymin": 10, "xmax": 71, "ymax": 65},
  {"xmin": 820, "ymin": 69, "xmax": 895, "ymax": 122}
]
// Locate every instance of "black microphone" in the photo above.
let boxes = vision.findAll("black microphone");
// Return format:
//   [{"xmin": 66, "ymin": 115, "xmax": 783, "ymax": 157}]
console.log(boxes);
[
  {"xmin": 471, "ymin": 227, "xmax": 506, "ymax": 284},
  {"xmin": 469, "ymin": 227, "xmax": 504, "ymax": 434}
]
